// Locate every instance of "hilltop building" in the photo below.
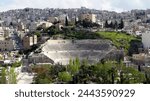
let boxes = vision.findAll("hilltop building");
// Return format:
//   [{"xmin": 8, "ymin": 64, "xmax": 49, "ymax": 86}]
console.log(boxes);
[{"xmin": 79, "ymin": 14, "xmax": 96, "ymax": 23}]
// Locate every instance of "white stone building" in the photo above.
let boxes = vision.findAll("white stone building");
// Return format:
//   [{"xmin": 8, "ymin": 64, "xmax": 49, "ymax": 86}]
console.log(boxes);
[{"xmin": 142, "ymin": 31, "xmax": 150, "ymax": 49}]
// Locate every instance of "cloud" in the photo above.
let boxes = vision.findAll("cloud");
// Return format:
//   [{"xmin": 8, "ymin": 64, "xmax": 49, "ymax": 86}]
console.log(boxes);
[
  {"xmin": 0, "ymin": 0, "xmax": 150, "ymax": 12},
  {"xmin": 0, "ymin": 0, "xmax": 90, "ymax": 11}
]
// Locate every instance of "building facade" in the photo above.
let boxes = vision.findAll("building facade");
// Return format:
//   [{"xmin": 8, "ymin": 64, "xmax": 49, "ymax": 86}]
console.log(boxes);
[
  {"xmin": 80, "ymin": 14, "xmax": 96, "ymax": 23},
  {"xmin": 0, "ymin": 39, "xmax": 14, "ymax": 51},
  {"xmin": 22, "ymin": 35, "xmax": 37, "ymax": 50},
  {"xmin": 142, "ymin": 31, "xmax": 150, "ymax": 49}
]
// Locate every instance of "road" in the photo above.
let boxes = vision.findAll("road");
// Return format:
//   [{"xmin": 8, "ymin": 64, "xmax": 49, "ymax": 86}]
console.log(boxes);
[
  {"xmin": 16, "ymin": 66, "xmax": 34, "ymax": 84},
  {"xmin": 17, "ymin": 72, "xmax": 34, "ymax": 84}
]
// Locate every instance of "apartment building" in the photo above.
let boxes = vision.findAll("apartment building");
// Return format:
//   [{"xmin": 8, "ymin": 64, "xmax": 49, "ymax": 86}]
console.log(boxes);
[
  {"xmin": 80, "ymin": 14, "xmax": 96, "ymax": 23},
  {"xmin": 142, "ymin": 31, "xmax": 150, "ymax": 49},
  {"xmin": 18, "ymin": 22, "xmax": 25, "ymax": 31},
  {"xmin": 0, "ymin": 27, "xmax": 5, "ymax": 40},
  {"xmin": 0, "ymin": 39, "xmax": 15, "ymax": 51},
  {"xmin": 22, "ymin": 35, "xmax": 37, "ymax": 50},
  {"xmin": 0, "ymin": 27, "xmax": 15, "ymax": 51}
]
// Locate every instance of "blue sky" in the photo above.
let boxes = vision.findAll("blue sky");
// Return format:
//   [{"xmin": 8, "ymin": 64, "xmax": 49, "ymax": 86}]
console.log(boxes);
[
  {"xmin": 0, "ymin": 0, "xmax": 12, "ymax": 6},
  {"xmin": 0, "ymin": 0, "xmax": 150, "ymax": 12}
]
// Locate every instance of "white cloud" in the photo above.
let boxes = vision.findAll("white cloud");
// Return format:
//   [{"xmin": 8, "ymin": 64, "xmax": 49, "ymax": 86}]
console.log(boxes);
[{"xmin": 0, "ymin": 0, "xmax": 150, "ymax": 12}]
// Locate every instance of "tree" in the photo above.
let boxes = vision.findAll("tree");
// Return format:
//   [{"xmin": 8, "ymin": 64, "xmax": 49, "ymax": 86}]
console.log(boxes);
[
  {"xmin": 95, "ymin": 61, "xmax": 118, "ymax": 84},
  {"xmin": 65, "ymin": 16, "xmax": 69, "ymax": 26},
  {"xmin": 68, "ymin": 58, "xmax": 80, "ymax": 75},
  {"xmin": 75, "ymin": 16, "xmax": 77, "ymax": 25},
  {"xmin": 118, "ymin": 19, "xmax": 124, "ymax": 29},
  {"xmin": 32, "ymin": 65, "xmax": 52, "ymax": 84},
  {"xmin": 47, "ymin": 26, "xmax": 59, "ymax": 35},
  {"xmin": 8, "ymin": 68, "xmax": 17, "ymax": 84},
  {"xmin": 12, "ymin": 61, "xmax": 22, "ymax": 68},
  {"xmin": 117, "ymin": 62, "xmax": 145, "ymax": 84},
  {"xmin": 0, "ymin": 68, "xmax": 7, "ymax": 84},
  {"xmin": 33, "ymin": 73, "xmax": 52, "ymax": 84},
  {"xmin": 58, "ymin": 71, "xmax": 72, "ymax": 83},
  {"xmin": 32, "ymin": 59, "xmax": 146, "ymax": 84},
  {"xmin": 34, "ymin": 31, "xmax": 41, "ymax": 37},
  {"xmin": 114, "ymin": 20, "xmax": 118, "ymax": 30},
  {"xmin": 142, "ymin": 68, "xmax": 150, "ymax": 84},
  {"xmin": 76, "ymin": 19, "xmax": 99, "ymax": 28},
  {"xmin": 82, "ymin": 19, "xmax": 90, "ymax": 28},
  {"xmin": 104, "ymin": 20, "xmax": 109, "ymax": 28},
  {"xmin": 119, "ymin": 67, "xmax": 145, "ymax": 84},
  {"xmin": 109, "ymin": 21, "xmax": 113, "ymax": 28},
  {"xmin": 73, "ymin": 64, "xmax": 90, "ymax": 84},
  {"xmin": 128, "ymin": 40, "xmax": 142, "ymax": 56},
  {"xmin": 10, "ymin": 22, "xmax": 13, "ymax": 26}
]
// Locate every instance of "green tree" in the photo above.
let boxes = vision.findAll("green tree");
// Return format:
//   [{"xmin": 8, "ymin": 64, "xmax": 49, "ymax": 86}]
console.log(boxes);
[
  {"xmin": 75, "ymin": 16, "xmax": 77, "ymax": 25},
  {"xmin": 65, "ymin": 16, "xmax": 69, "ymax": 26},
  {"xmin": 33, "ymin": 73, "xmax": 52, "ymax": 84},
  {"xmin": 118, "ymin": 19, "xmax": 124, "ymax": 29},
  {"xmin": 35, "ymin": 31, "xmax": 41, "ymax": 37},
  {"xmin": 12, "ymin": 62, "xmax": 21, "ymax": 68},
  {"xmin": 114, "ymin": 20, "xmax": 118, "ymax": 30},
  {"xmin": 119, "ymin": 67, "xmax": 145, "ymax": 84},
  {"xmin": 32, "ymin": 65, "xmax": 52, "ymax": 84},
  {"xmin": 0, "ymin": 68, "xmax": 7, "ymax": 84},
  {"xmin": 58, "ymin": 71, "xmax": 72, "ymax": 83},
  {"xmin": 95, "ymin": 61, "xmax": 118, "ymax": 84},
  {"xmin": 117, "ymin": 62, "xmax": 145, "ymax": 84},
  {"xmin": 68, "ymin": 58, "xmax": 80, "ymax": 75},
  {"xmin": 32, "ymin": 59, "xmax": 146, "ymax": 84},
  {"xmin": 109, "ymin": 21, "xmax": 113, "ymax": 28},
  {"xmin": 104, "ymin": 20, "xmax": 109, "ymax": 28},
  {"xmin": 47, "ymin": 26, "xmax": 59, "ymax": 35},
  {"xmin": 143, "ymin": 68, "xmax": 150, "ymax": 84},
  {"xmin": 8, "ymin": 68, "xmax": 17, "ymax": 84},
  {"xmin": 9, "ymin": 22, "xmax": 13, "ymax": 26}
]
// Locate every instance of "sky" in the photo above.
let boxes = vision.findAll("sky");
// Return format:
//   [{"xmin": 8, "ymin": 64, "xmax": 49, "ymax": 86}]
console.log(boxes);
[{"xmin": 0, "ymin": 0, "xmax": 150, "ymax": 12}]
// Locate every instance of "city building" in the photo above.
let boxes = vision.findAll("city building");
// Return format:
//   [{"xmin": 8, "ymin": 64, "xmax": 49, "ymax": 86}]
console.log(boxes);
[
  {"xmin": 48, "ymin": 17, "xmax": 58, "ymax": 23},
  {"xmin": 18, "ymin": 22, "xmax": 25, "ymax": 31},
  {"xmin": 0, "ymin": 27, "xmax": 5, "ymax": 40},
  {"xmin": 0, "ymin": 38, "xmax": 15, "ymax": 51},
  {"xmin": 22, "ymin": 35, "xmax": 37, "ymax": 50},
  {"xmin": 79, "ymin": 14, "xmax": 96, "ymax": 23},
  {"xmin": 0, "ymin": 27, "xmax": 15, "ymax": 51},
  {"xmin": 58, "ymin": 14, "xmax": 67, "ymax": 25},
  {"xmin": 29, "ymin": 22, "xmax": 39, "ymax": 31},
  {"xmin": 142, "ymin": 31, "xmax": 150, "ymax": 49},
  {"xmin": 55, "ymin": 23, "xmax": 63, "ymax": 31}
]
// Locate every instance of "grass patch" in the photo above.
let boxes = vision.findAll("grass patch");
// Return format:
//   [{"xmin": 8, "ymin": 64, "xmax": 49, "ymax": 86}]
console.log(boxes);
[{"xmin": 97, "ymin": 31, "xmax": 141, "ymax": 53}]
